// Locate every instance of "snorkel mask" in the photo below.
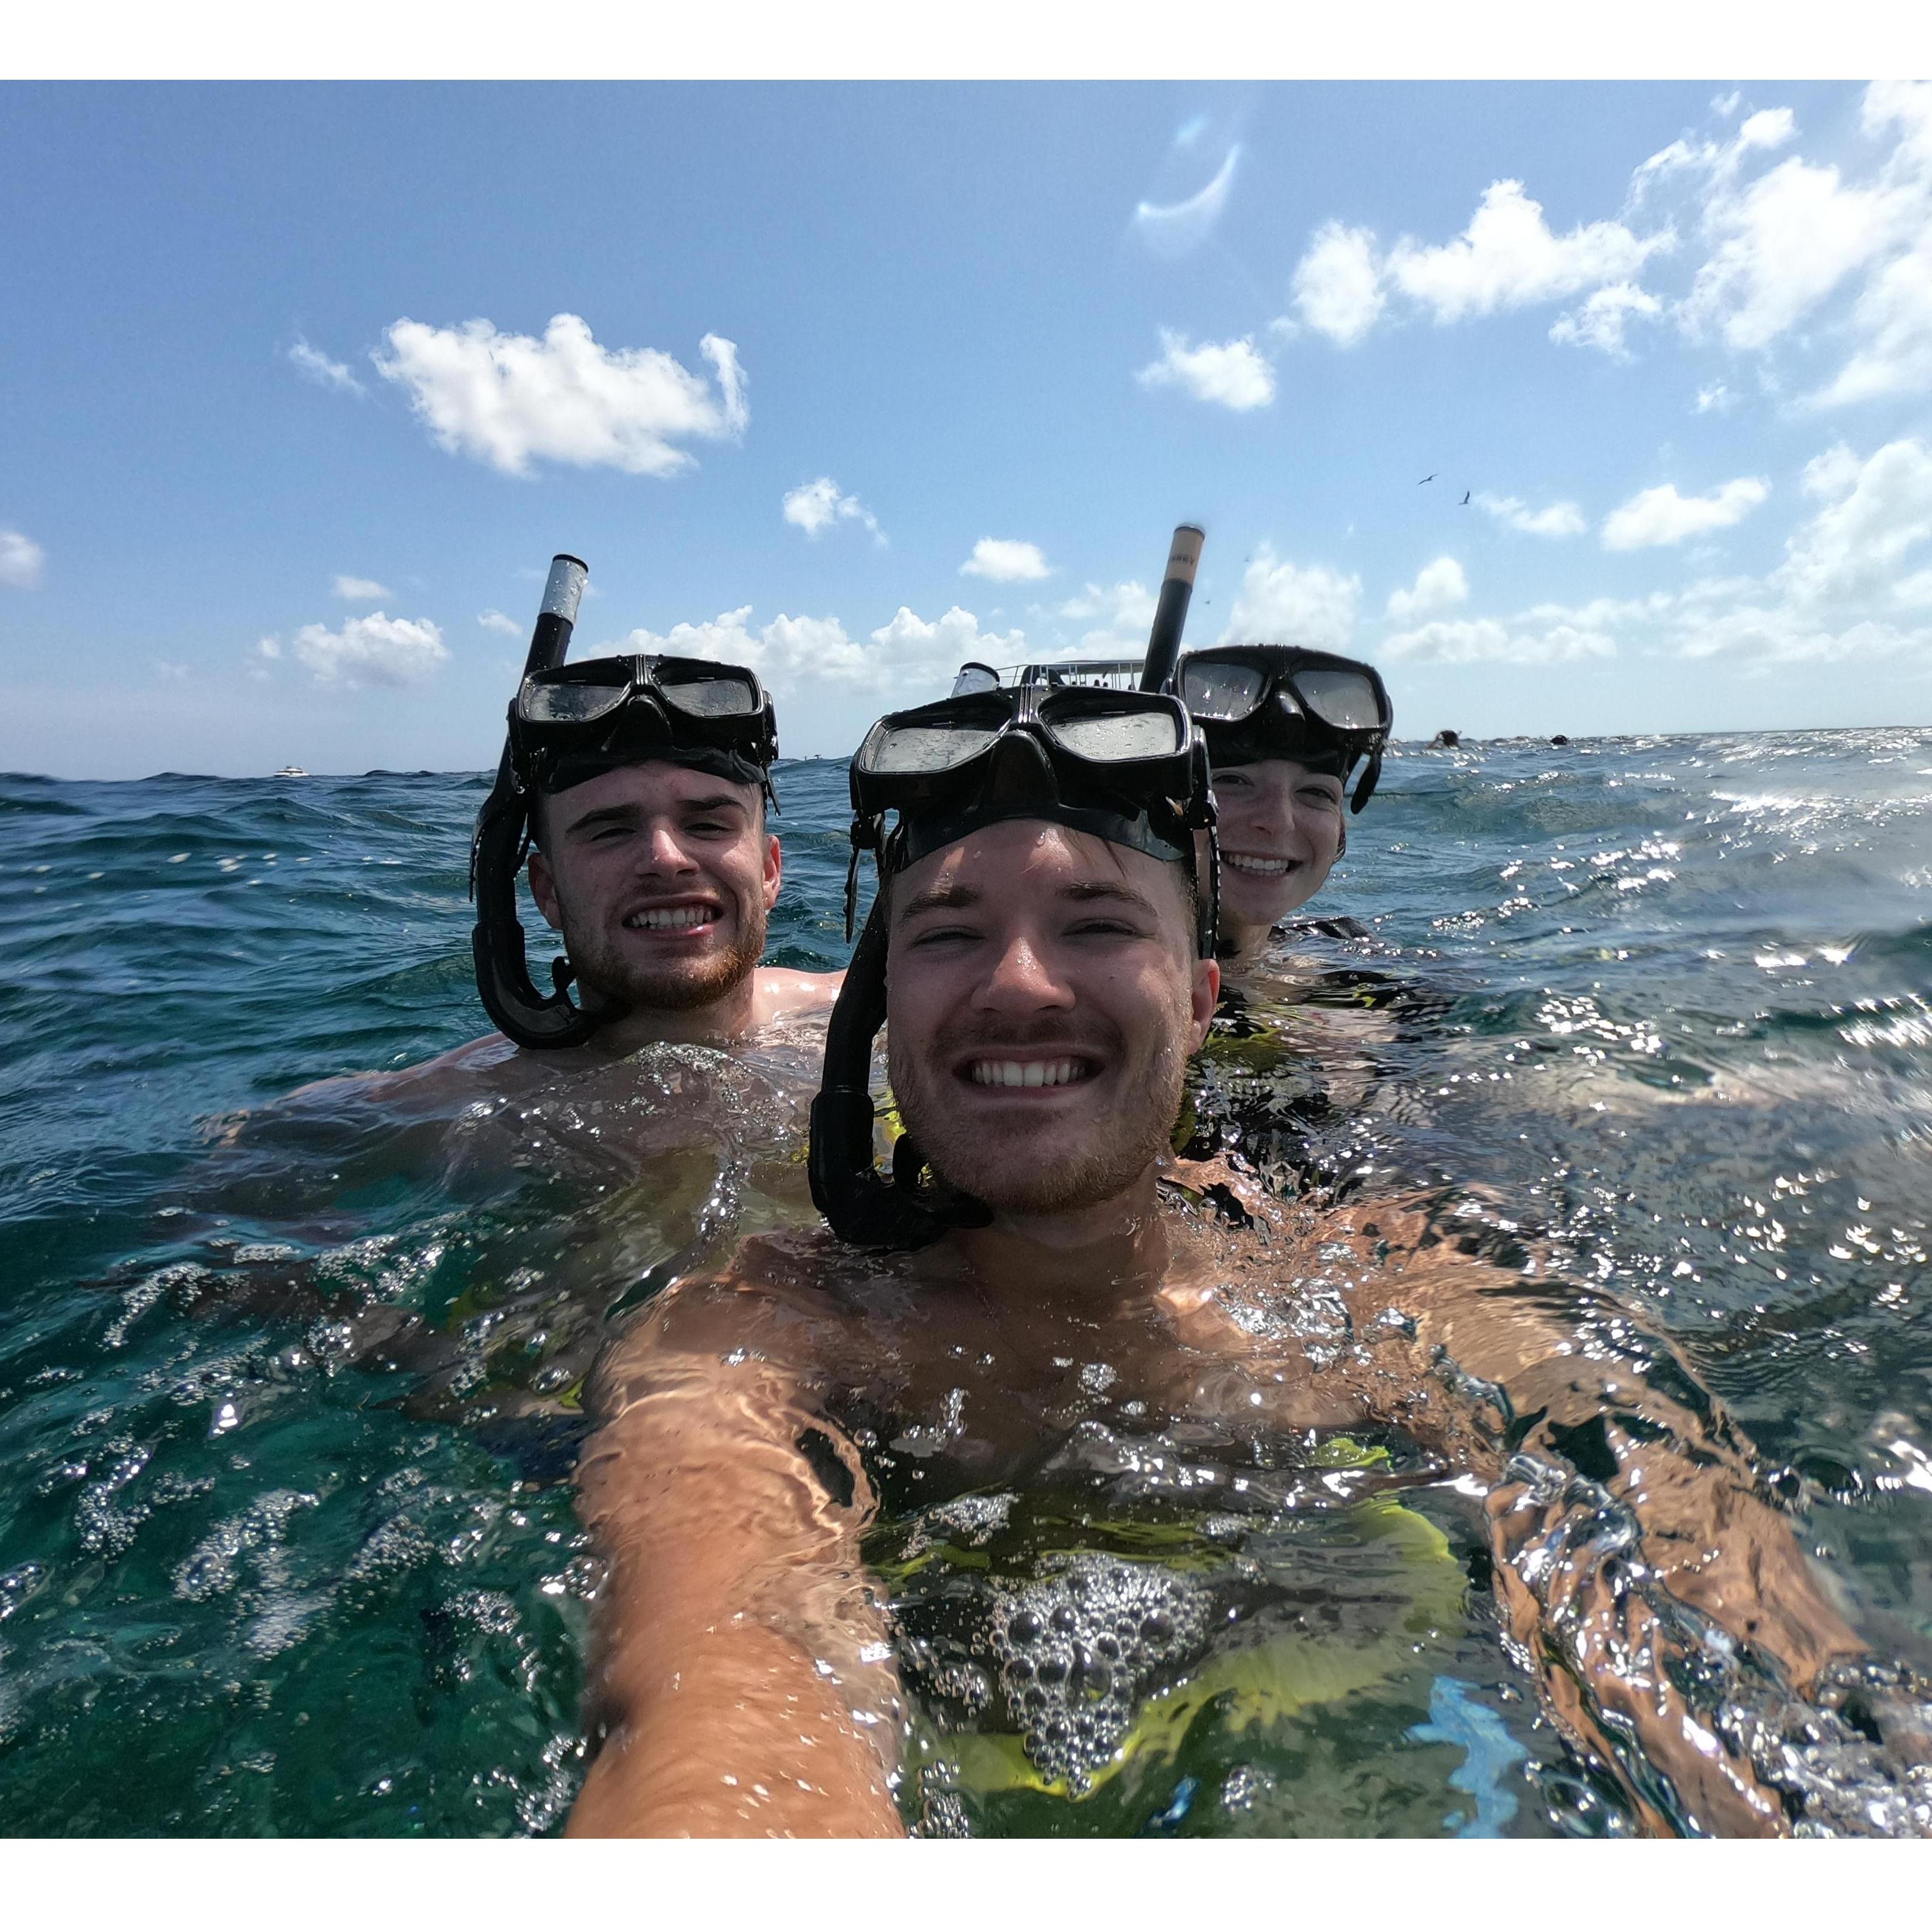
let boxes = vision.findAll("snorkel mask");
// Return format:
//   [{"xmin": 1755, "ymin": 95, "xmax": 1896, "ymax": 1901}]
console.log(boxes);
[
  {"xmin": 1177, "ymin": 645, "xmax": 1393, "ymax": 813},
  {"xmin": 810, "ymin": 530, "xmax": 1218, "ymax": 1251},
  {"xmin": 468, "ymin": 554, "xmax": 780, "ymax": 1050}
]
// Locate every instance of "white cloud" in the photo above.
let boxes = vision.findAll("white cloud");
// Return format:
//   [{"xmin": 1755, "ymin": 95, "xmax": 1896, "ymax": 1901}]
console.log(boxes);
[
  {"xmin": 869, "ymin": 606, "xmax": 1027, "ymax": 683},
  {"xmin": 1045, "ymin": 580, "xmax": 1157, "ymax": 656},
  {"xmin": 1602, "ymin": 476, "xmax": 1770, "ymax": 549},
  {"xmin": 1384, "ymin": 180, "xmax": 1673, "ymax": 326},
  {"xmin": 1808, "ymin": 230, "xmax": 1932, "ymax": 407},
  {"xmin": 1549, "ymin": 281, "xmax": 1662, "ymax": 357},
  {"xmin": 1133, "ymin": 147, "xmax": 1240, "ymax": 260},
  {"xmin": 1475, "ymin": 493, "xmax": 1587, "ymax": 538},
  {"xmin": 1221, "ymin": 546, "xmax": 1361, "ymax": 650},
  {"xmin": 1, "ymin": 528, "xmax": 46, "ymax": 589},
  {"xmin": 291, "ymin": 612, "xmax": 450, "ymax": 688},
  {"xmin": 1695, "ymin": 381, "xmax": 1735, "ymax": 413},
  {"xmin": 1292, "ymin": 222, "xmax": 1384, "ymax": 345},
  {"xmin": 1382, "ymin": 616, "xmax": 1615, "ymax": 665},
  {"xmin": 1774, "ymin": 437, "xmax": 1932, "ymax": 608},
  {"xmin": 1367, "ymin": 437, "xmax": 1932, "ymax": 674},
  {"xmin": 960, "ymin": 538, "xmax": 1051, "ymax": 582},
  {"xmin": 1628, "ymin": 107, "xmax": 1799, "ymax": 208},
  {"xmin": 1386, "ymin": 556, "xmax": 1469, "ymax": 621},
  {"xmin": 1682, "ymin": 154, "xmax": 1900, "ymax": 352},
  {"xmin": 478, "ymin": 609, "xmax": 522, "ymax": 637},
  {"xmin": 288, "ymin": 337, "xmax": 364, "ymax": 395},
  {"xmin": 371, "ymin": 314, "xmax": 747, "ymax": 478},
  {"xmin": 782, "ymin": 476, "xmax": 883, "ymax": 542},
  {"xmin": 611, "ymin": 603, "xmax": 1023, "ymax": 700},
  {"xmin": 255, "ymin": 636, "xmax": 281, "ymax": 660},
  {"xmin": 1271, "ymin": 83, "xmax": 1932, "ymax": 402},
  {"xmin": 1136, "ymin": 328, "xmax": 1275, "ymax": 410},
  {"xmin": 332, "ymin": 574, "xmax": 391, "ymax": 602}
]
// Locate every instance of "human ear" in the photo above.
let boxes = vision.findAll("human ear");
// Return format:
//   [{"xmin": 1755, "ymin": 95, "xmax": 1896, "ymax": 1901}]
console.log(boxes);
[
  {"xmin": 1189, "ymin": 956, "xmax": 1220, "ymax": 1048},
  {"xmin": 528, "ymin": 848, "xmax": 563, "ymax": 931},
  {"xmin": 762, "ymin": 831, "xmax": 782, "ymax": 911}
]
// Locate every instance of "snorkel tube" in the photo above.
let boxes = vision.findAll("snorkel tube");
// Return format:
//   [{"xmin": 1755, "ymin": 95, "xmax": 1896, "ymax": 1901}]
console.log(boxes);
[
  {"xmin": 1139, "ymin": 524, "xmax": 1205, "ymax": 695},
  {"xmin": 468, "ymin": 554, "xmax": 598, "ymax": 1050},
  {"xmin": 809, "ymin": 525, "xmax": 1214, "ymax": 1251}
]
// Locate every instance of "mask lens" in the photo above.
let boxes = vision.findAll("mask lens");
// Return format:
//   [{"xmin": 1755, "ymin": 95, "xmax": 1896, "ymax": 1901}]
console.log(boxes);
[
  {"xmin": 1047, "ymin": 705, "xmax": 1181, "ymax": 762},
  {"xmin": 950, "ymin": 662, "xmax": 1001, "ymax": 696},
  {"xmin": 1180, "ymin": 660, "xmax": 1267, "ymax": 721},
  {"xmin": 658, "ymin": 673, "xmax": 758, "ymax": 717},
  {"xmin": 519, "ymin": 672, "xmax": 631, "ymax": 724},
  {"xmin": 1293, "ymin": 668, "xmax": 1385, "ymax": 731},
  {"xmin": 861, "ymin": 720, "xmax": 1003, "ymax": 774}
]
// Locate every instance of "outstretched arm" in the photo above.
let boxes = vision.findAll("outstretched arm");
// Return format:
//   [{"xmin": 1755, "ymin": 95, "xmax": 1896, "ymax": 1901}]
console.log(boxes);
[
  {"xmin": 566, "ymin": 1271, "xmax": 904, "ymax": 1837},
  {"xmin": 1339, "ymin": 1197, "xmax": 1875, "ymax": 1836}
]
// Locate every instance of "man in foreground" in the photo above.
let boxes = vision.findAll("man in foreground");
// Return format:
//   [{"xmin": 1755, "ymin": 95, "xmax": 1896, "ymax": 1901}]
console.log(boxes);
[{"xmin": 566, "ymin": 681, "xmax": 1927, "ymax": 1838}]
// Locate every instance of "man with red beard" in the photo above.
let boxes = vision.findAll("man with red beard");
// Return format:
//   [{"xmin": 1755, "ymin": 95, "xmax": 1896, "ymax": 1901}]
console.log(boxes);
[
  {"xmin": 564, "ymin": 681, "xmax": 1925, "ymax": 1841},
  {"xmin": 309, "ymin": 645, "xmax": 836, "ymax": 1108}
]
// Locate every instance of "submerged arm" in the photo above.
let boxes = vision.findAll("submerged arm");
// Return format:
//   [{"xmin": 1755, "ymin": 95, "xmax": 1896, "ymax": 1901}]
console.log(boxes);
[
  {"xmin": 1343, "ymin": 1199, "xmax": 1899, "ymax": 1837},
  {"xmin": 567, "ymin": 1268, "xmax": 904, "ymax": 1837}
]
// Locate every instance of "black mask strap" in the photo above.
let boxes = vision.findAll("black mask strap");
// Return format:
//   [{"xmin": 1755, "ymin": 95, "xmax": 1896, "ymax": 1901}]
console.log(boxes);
[
  {"xmin": 1352, "ymin": 744, "xmax": 1383, "ymax": 814},
  {"xmin": 807, "ymin": 895, "xmax": 992, "ymax": 1250}
]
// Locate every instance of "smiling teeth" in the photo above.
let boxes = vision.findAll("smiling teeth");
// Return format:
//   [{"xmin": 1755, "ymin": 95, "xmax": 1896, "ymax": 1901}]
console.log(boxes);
[
  {"xmin": 971, "ymin": 1058, "xmax": 1086, "ymax": 1088},
  {"xmin": 626, "ymin": 906, "xmax": 711, "ymax": 930},
  {"xmin": 1224, "ymin": 854, "xmax": 1293, "ymax": 875}
]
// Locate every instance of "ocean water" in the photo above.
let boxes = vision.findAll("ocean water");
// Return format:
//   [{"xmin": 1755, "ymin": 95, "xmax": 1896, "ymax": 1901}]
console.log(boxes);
[{"xmin": 1, "ymin": 731, "xmax": 1928, "ymax": 1835}]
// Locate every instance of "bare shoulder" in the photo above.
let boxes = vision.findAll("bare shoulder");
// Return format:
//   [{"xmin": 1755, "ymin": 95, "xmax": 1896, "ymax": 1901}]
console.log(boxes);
[
  {"xmin": 751, "ymin": 966, "xmax": 844, "ymax": 1023},
  {"xmin": 277, "ymin": 1030, "xmax": 522, "ymax": 1109}
]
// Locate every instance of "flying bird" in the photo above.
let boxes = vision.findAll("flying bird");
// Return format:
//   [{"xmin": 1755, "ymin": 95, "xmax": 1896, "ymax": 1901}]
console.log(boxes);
[
  {"xmin": 1418, "ymin": 474, "xmax": 1435, "ymax": 484},
  {"xmin": 1460, "ymin": 490, "xmax": 1471, "ymax": 505}
]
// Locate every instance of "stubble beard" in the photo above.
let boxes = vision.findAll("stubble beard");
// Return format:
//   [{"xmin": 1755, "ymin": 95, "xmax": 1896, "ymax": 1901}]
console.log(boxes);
[
  {"xmin": 561, "ymin": 893, "xmax": 768, "ymax": 1016},
  {"xmin": 888, "ymin": 1013, "xmax": 1192, "ymax": 1217}
]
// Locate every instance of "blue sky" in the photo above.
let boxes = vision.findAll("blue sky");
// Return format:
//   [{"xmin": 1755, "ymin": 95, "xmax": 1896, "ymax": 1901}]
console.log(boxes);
[{"xmin": 4, "ymin": 79, "xmax": 1932, "ymax": 777}]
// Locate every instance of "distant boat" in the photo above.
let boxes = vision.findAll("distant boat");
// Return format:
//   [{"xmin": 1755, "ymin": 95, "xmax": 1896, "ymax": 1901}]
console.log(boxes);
[{"xmin": 273, "ymin": 765, "xmax": 309, "ymax": 777}]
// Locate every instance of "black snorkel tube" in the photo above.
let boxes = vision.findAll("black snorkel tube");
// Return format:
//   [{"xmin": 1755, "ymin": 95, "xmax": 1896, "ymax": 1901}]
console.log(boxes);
[
  {"xmin": 1139, "ymin": 524, "xmax": 1205, "ymax": 695},
  {"xmin": 808, "ymin": 524, "xmax": 1214, "ymax": 1251},
  {"xmin": 468, "ymin": 554, "xmax": 598, "ymax": 1050}
]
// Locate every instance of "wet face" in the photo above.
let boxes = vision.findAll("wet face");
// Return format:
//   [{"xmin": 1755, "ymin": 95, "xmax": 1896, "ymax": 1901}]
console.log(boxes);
[
  {"xmin": 527, "ymin": 761, "xmax": 778, "ymax": 1014},
  {"xmin": 1208, "ymin": 758, "xmax": 1345, "ymax": 935},
  {"xmin": 884, "ymin": 820, "xmax": 1218, "ymax": 1218}
]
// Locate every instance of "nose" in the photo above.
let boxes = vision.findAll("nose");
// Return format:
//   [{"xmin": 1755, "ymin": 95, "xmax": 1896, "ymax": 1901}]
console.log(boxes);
[
  {"xmin": 1223, "ymin": 784, "xmax": 1288, "ymax": 840},
  {"xmin": 974, "ymin": 926, "xmax": 1075, "ymax": 1014},
  {"xmin": 636, "ymin": 821, "xmax": 700, "ymax": 877}
]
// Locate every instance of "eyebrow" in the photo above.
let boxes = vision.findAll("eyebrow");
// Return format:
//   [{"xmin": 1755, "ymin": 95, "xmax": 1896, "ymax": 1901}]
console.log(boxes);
[
  {"xmin": 894, "ymin": 881, "xmax": 982, "ymax": 925},
  {"xmin": 561, "ymin": 793, "xmax": 749, "ymax": 838},
  {"xmin": 894, "ymin": 878, "xmax": 1163, "ymax": 925}
]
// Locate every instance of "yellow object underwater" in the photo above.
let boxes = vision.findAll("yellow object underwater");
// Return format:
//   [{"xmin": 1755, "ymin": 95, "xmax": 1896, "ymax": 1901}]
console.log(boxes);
[{"xmin": 889, "ymin": 1442, "xmax": 1468, "ymax": 1813}]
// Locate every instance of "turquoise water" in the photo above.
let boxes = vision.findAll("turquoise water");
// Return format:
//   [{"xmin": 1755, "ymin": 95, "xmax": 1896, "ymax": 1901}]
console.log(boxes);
[{"xmin": 1, "ymin": 734, "xmax": 1928, "ymax": 1833}]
